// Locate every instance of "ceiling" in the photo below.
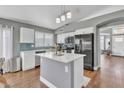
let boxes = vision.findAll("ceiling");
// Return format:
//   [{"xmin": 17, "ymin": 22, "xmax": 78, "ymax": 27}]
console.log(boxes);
[{"xmin": 0, "ymin": 5, "xmax": 124, "ymax": 30}]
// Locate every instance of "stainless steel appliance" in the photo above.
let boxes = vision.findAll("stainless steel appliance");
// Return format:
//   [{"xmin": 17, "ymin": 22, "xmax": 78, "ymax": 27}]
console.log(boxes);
[
  {"xmin": 75, "ymin": 33, "xmax": 94, "ymax": 70},
  {"xmin": 65, "ymin": 36, "xmax": 74, "ymax": 44},
  {"xmin": 59, "ymin": 36, "xmax": 75, "ymax": 53}
]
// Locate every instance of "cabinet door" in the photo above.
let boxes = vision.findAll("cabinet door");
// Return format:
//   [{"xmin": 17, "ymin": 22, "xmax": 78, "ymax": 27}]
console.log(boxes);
[
  {"xmin": 57, "ymin": 32, "xmax": 74, "ymax": 43},
  {"xmin": 20, "ymin": 27, "xmax": 34, "ymax": 43},
  {"xmin": 21, "ymin": 51, "xmax": 35, "ymax": 71},
  {"xmin": 75, "ymin": 27, "xmax": 94, "ymax": 35}
]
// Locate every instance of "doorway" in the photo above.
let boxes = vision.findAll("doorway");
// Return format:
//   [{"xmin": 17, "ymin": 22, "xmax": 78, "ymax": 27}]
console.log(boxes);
[
  {"xmin": 84, "ymin": 22, "xmax": 124, "ymax": 87},
  {"xmin": 97, "ymin": 24, "xmax": 124, "ymax": 87},
  {"xmin": 99, "ymin": 24, "xmax": 124, "ymax": 62}
]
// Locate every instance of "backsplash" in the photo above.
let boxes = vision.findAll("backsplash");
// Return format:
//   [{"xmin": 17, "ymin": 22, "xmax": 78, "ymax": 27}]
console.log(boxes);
[{"xmin": 20, "ymin": 43, "xmax": 35, "ymax": 51}]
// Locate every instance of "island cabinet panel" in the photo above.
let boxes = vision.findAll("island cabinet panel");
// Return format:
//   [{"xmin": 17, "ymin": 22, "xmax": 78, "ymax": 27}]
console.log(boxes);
[
  {"xmin": 40, "ymin": 58, "xmax": 72, "ymax": 88},
  {"xmin": 39, "ymin": 53, "xmax": 85, "ymax": 88},
  {"xmin": 73, "ymin": 57, "xmax": 84, "ymax": 88}
]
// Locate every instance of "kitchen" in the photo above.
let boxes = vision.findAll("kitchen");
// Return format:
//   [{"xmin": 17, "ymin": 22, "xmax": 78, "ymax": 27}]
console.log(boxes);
[
  {"xmin": 20, "ymin": 27, "xmax": 93, "ymax": 88},
  {"xmin": 1, "ymin": 5, "xmax": 124, "ymax": 88},
  {"xmin": 0, "ymin": 23, "xmax": 93, "ymax": 88}
]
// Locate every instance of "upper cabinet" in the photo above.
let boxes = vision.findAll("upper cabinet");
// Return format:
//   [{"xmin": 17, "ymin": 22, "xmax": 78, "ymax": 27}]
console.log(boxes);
[
  {"xmin": 75, "ymin": 27, "xmax": 94, "ymax": 35},
  {"xmin": 57, "ymin": 27, "xmax": 94, "ymax": 43},
  {"xmin": 20, "ymin": 27, "xmax": 34, "ymax": 43},
  {"xmin": 57, "ymin": 32, "xmax": 74, "ymax": 43}
]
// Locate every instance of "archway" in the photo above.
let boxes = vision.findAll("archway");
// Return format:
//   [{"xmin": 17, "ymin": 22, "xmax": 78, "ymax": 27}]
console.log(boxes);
[{"xmin": 95, "ymin": 17, "xmax": 124, "ymax": 69}]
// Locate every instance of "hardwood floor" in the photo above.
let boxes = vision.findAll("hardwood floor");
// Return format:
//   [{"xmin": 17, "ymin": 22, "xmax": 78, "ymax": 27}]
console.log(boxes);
[
  {"xmin": 0, "ymin": 67, "xmax": 48, "ymax": 88},
  {"xmin": 85, "ymin": 54, "xmax": 124, "ymax": 88},
  {"xmin": 0, "ymin": 54, "xmax": 124, "ymax": 88}
]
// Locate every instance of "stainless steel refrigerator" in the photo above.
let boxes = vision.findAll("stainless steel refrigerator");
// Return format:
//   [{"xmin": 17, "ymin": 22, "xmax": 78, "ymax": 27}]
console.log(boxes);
[{"xmin": 75, "ymin": 33, "xmax": 94, "ymax": 70}]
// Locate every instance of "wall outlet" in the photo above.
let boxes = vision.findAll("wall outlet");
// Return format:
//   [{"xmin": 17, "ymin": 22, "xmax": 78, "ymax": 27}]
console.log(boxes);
[{"xmin": 65, "ymin": 66, "xmax": 68, "ymax": 73}]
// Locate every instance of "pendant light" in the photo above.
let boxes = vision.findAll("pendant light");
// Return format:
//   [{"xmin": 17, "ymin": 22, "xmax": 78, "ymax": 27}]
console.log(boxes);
[
  {"xmin": 60, "ymin": 5, "xmax": 66, "ymax": 21},
  {"xmin": 66, "ymin": 11, "xmax": 72, "ymax": 19},
  {"xmin": 56, "ymin": 5, "xmax": 72, "ymax": 24},
  {"xmin": 56, "ymin": 17, "xmax": 60, "ymax": 23},
  {"xmin": 61, "ymin": 15, "xmax": 66, "ymax": 21}
]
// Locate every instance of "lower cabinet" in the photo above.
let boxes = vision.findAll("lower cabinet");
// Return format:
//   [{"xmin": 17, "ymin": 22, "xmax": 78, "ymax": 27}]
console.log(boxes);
[
  {"xmin": 35, "ymin": 56, "xmax": 40, "ymax": 66},
  {"xmin": 21, "ymin": 51, "xmax": 35, "ymax": 71}
]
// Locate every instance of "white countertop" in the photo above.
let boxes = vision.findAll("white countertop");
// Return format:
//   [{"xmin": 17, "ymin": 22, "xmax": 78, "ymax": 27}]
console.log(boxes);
[{"xmin": 36, "ymin": 52, "xmax": 86, "ymax": 63}]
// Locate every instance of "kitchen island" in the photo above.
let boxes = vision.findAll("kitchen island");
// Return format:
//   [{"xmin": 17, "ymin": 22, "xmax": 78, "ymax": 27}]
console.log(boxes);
[{"xmin": 36, "ymin": 52, "xmax": 86, "ymax": 88}]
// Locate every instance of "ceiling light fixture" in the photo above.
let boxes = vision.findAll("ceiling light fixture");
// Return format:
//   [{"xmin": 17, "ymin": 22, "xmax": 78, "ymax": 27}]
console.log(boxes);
[
  {"xmin": 61, "ymin": 15, "xmax": 66, "ymax": 21},
  {"xmin": 56, "ymin": 17, "xmax": 61, "ymax": 23},
  {"xmin": 66, "ymin": 11, "xmax": 72, "ymax": 19},
  {"xmin": 56, "ymin": 5, "xmax": 72, "ymax": 24}
]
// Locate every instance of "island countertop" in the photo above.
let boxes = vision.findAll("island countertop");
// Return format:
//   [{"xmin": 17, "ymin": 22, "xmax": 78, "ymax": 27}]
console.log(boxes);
[{"xmin": 36, "ymin": 52, "xmax": 86, "ymax": 63}]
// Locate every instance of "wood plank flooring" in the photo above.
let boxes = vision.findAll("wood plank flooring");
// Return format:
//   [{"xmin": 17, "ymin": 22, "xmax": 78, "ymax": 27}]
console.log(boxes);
[
  {"xmin": 0, "ymin": 67, "xmax": 48, "ymax": 88},
  {"xmin": 0, "ymin": 54, "xmax": 124, "ymax": 88},
  {"xmin": 85, "ymin": 54, "xmax": 124, "ymax": 88}
]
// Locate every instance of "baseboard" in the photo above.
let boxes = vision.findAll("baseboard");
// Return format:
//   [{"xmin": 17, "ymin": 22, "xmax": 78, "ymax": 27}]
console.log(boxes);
[
  {"xmin": 22, "ymin": 67, "xmax": 35, "ymax": 71},
  {"xmin": 35, "ymin": 65, "xmax": 40, "ymax": 68},
  {"xmin": 111, "ymin": 54, "xmax": 124, "ymax": 57},
  {"xmin": 40, "ymin": 76, "xmax": 57, "ymax": 88},
  {"xmin": 93, "ymin": 65, "xmax": 100, "ymax": 71}
]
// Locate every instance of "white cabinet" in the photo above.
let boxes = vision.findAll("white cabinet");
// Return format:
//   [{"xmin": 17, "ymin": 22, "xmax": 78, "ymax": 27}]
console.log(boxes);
[
  {"xmin": 57, "ymin": 34, "xmax": 66, "ymax": 43},
  {"xmin": 57, "ymin": 32, "xmax": 74, "ymax": 43},
  {"xmin": 20, "ymin": 27, "xmax": 34, "ymax": 43},
  {"xmin": 21, "ymin": 51, "xmax": 35, "ymax": 71},
  {"xmin": 35, "ymin": 55, "xmax": 40, "ymax": 66},
  {"xmin": 75, "ymin": 27, "xmax": 94, "ymax": 35}
]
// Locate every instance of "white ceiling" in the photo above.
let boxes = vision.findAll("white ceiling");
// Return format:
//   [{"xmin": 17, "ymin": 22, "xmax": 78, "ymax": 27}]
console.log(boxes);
[{"xmin": 0, "ymin": 5, "xmax": 124, "ymax": 30}]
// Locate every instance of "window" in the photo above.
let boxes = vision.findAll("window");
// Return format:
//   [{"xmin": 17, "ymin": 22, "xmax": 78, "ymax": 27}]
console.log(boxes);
[
  {"xmin": 100, "ymin": 36, "xmax": 104, "ymax": 50},
  {"xmin": 35, "ymin": 31, "xmax": 54, "ymax": 47},
  {"xmin": 115, "ymin": 37, "xmax": 123, "ymax": 42},
  {"xmin": 112, "ymin": 35, "xmax": 124, "ymax": 54},
  {"xmin": 0, "ymin": 25, "xmax": 13, "ymax": 73},
  {"xmin": 100, "ymin": 35, "xmax": 110, "ymax": 50},
  {"xmin": 35, "ymin": 31, "xmax": 44, "ymax": 47},
  {"xmin": 0, "ymin": 26, "xmax": 13, "ymax": 59},
  {"xmin": 44, "ymin": 33, "xmax": 54, "ymax": 47},
  {"xmin": 113, "ymin": 28, "xmax": 124, "ymax": 34},
  {"xmin": 105, "ymin": 37, "xmax": 110, "ymax": 50}
]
